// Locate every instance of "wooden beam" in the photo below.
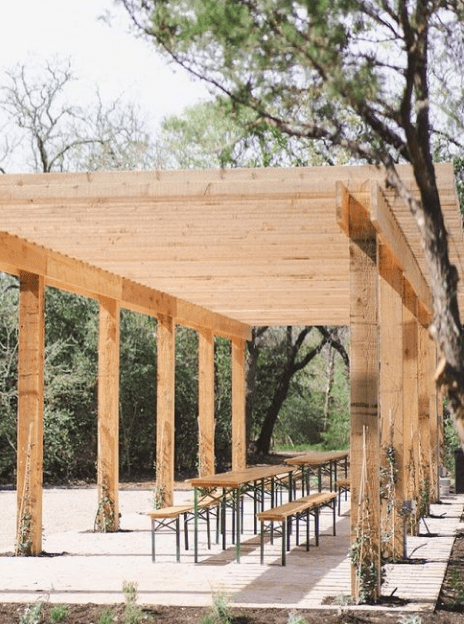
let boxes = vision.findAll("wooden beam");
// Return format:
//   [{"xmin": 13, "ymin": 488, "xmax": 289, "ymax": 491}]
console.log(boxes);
[
  {"xmin": 17, "ymin": 272, "xmax": 45, "ymax": 555},
  {"xmin": 96, "ymin": 297, "xmax": 120, "ymax": 532},
  {"xmin": 370, "ymin": 182, "xmax": 433, "ymax": 319},
  {"xmin": 231, "ymin": 337, "xmax": 247, "ymax": 471},
  {"xmin": 156, "ymin": 315, "xmax": 176, "ymax": 506},
  {"xmin": 378, "ymin": 244, "xmax": 405, "ymax": 560},
  {"xmin": 0, "ymin": 230, "xmax": 251, "ymax": 341},
  {"xmin": 176, "ymin": 299, "xmax": 251, "ymax": 341},
  {"xmin": 198, "ymin": 329, "xmax": 215, "ymax": 476}
]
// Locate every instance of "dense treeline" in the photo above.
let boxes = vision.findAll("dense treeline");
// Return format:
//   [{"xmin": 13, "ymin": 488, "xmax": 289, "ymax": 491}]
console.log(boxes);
[{"xmin": 0, "ymin": 273, "xmax": 350, "ymax": 485}]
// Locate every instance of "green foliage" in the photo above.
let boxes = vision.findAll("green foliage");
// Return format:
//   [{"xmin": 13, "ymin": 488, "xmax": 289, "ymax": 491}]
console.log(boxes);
[
  {"xmin": 214, "ymin": 337, "xmax": 232, "ymax": 469},
  {"xmin": 287, "ymin": 612, "xmax": 308, "ymax": 624},
  {"xmin": 119, "ymin": 310, "xmax": 158, "ymax": 478},
  {"xmin": 0, "ymin": 274, "xmax": 18, "ymax": 482},
  {"xmin": 44, "ymin": 288, "xmax": 98, "ymax": 482},
  {"xmin": 49, "ymin": 604, "xmax": 70, "ymax": 623},
  {"xmin": 19, "ymin": 601, "xmax": 45, "ymax": 624},
  {"xmin": 200, "ymin": 593, "xmax": 233, "ymax": 624},
  {"xmin": 98, "ymin": 607, "xmax": 116, "ymax": 624},
  {"xmin": 122, "ymin": 581, "xmax": 145, "ymax": 624},
  {"xmin": 175, "ymin": 327, "xmax": 199, "ymax": 475}
]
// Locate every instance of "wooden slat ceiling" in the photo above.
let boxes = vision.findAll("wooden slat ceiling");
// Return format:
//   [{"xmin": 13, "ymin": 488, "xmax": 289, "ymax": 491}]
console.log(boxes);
[{"xmin": 0, "ymin": 162, "xmax": 462, "ymax": 327}]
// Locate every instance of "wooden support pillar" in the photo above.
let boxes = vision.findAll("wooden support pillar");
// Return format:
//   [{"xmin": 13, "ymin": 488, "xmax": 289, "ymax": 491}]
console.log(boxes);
[
  {"xmin": 96, "ymin": 297, "xmax": 120, "ymax": 532},
  {"xmin": 402, "ymin": 283, "xmax": 419, "ymax": 532},
  {"xmin": 198, "ymin": 328, "xmax": 215, "ymax": 476},
  {"xmin": 17, "ymin": 272, "xmax": 45, "ymax": 555},
  {"xmin": 156, "ymin": 315, "xmax": 176, "ymax": 506},
  {"xmin": 427, "ymin": 335, "xmax": 440, "ymax": 501},
  {"xmin": 378, "ymin": 244, "xmax": 405, "ymax": 560},
  {"xmin": 231, "ymin": 337, "xmax": 246, "ymax": 471},
  {"xmin": 418, "ymin": 320, "xmax": 432, "ymax": 514},
  {"xmin": 349, "ymin": 231, "xmax": 381, "ymax": 600}
]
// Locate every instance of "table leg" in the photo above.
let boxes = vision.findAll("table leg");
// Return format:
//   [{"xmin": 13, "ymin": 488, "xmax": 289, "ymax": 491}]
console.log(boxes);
[
  {"xmin": 235, "ymin": 488, "xmax": 241, "ymax": 563},
  {"xmin": 194, "ymin": 488, "xmax": 199, "ymax": 563}
]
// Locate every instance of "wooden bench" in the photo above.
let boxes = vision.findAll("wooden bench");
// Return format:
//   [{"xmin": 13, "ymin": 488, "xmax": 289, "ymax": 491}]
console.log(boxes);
[
  {"xmin": 147, "ymin": 497, "xmax": 220, "ymax": 562},
  {"xmin": 257, "ymin": 491, "xmax": 337, "ymax": 566},
  {"xmin": 335, "ymin": 478, "xmax": 350, "ymax": 515}
]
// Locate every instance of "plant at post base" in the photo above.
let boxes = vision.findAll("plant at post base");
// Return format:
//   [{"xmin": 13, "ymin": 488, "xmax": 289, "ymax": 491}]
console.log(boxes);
[
  {"xmin": 95, "ymin": 478, "xmax": 116, "ymax": 532},
  {"xmin": 379, "ymin": 439, "xmax": 399, "ymax": 561}
]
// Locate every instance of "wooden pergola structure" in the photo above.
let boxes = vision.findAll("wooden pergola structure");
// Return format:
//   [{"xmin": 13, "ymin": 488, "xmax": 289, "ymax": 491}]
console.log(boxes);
[{"xmin": 1, "ymin": 163, "xmax": 463, "ymax": 594}]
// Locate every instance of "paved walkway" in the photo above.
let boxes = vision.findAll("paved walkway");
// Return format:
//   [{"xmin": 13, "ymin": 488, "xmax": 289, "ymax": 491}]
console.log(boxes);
[{"xmin": 0, "ymin": 487, "xmax": 462, "ymax": 612}]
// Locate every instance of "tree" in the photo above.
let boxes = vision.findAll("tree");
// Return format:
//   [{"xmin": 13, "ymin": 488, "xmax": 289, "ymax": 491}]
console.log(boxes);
[
  {"xmin": 0, "ymin": 56, "xmax": 158, "ymax": 173},
  {"xmin": 120, "ymin": 0, "xmax": 464, "ymax": 442},
  {"xmin": 250, "ymin": 326, "xmax": 349, "ymax": 454}
]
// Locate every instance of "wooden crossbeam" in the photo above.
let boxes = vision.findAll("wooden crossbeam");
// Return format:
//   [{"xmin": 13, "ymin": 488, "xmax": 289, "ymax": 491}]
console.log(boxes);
[{"xmin": 0, "ymin": 230, "xmax": 251, "ymax": 341}]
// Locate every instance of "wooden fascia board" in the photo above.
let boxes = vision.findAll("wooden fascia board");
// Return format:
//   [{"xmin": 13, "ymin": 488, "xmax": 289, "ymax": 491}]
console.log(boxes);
[
  {"xmin": 0, "ymin": 230, "xmax": 251, "ymax": 341},
  {"xmin": 370, "ymin": 181, "xmax": 433, "ymax": 317}
]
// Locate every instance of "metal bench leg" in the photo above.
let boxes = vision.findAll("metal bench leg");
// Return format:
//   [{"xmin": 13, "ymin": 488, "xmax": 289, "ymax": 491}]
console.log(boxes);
[
  {"xmin": 260, "ymin": 521, "xmax": 265, "ymax": 565},
  {"xmin": 175, "ymin": 516, "xmax": 181, "ymax": 562},
  {"xmin": 151, "ymin": 519, "xmax": 156, "ymax": 562},
  {"xmin": 282, "ymin": 521, "xmax": 287, "ymax": 566},
  {"xmin": 332, "ymin": 499, "xmax": 337, "ymax": 536},
  {"xmin": 184, "ymin": 512, "xmax": 189, "ymax": 550},
  {"xmin": 306, "ymin": 510, "xmax": 310, "ymax": 551},
  {"xmin": 315, "ymin": 509, "xmax": 320, "ymax": 547}
]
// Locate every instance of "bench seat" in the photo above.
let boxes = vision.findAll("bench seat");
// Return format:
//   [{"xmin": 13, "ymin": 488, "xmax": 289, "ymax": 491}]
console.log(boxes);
[
  {"xmin": 257, "ymin": 491, "xmax": 337, "ymax": 566},
  {"xmin": 147, "ymin": 497, "xmax": 220, "ymax": 562}
]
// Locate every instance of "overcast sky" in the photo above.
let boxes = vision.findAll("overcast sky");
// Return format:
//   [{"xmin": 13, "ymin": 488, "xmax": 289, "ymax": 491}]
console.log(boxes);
[{"xmin": 0, "ymin": 0, "xmax": 210, "ymax": 131}]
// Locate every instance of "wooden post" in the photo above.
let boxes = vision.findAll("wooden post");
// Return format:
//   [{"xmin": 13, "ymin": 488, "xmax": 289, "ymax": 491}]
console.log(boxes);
[
  {"xmin": 17, "ymin": 271, "xmax": 45, "ymax": 555},
  {"xmin": 402, "ymin": 282, "xmax": 419, "ymax": 533},
  {"xmin": 427, "ymin": 337, "xmax": 440, "ymax": 501},
  {"xmin": 418, "ymin": 320, "xmax": 432, "ymax": 515},
  {"xmin": 349, "ymin": 207, "xmax": 381, "ymax": 600},
  {"xmin": 198, "ymin": 328, "xmax": 215, "ymax": 476},
  {"xmin": 96, "ymin": 297, "xmax": 120, "ymax": 532},
  {"xmin": 231, "ymin": 337, "xmax": 246, "ymax": 471},
  {"xmin": 156, "ymin": 315, "xmax": 176, "ymax": 506},
  {"xmin": 378, "ymin": 244, "xmax": 405, "ymax": 560}
]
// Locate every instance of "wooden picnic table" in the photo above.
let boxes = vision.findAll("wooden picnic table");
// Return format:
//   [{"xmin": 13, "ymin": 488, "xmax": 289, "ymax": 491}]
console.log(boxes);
[
  {"xmin": 284, "ymin": 450, "xmax": 349, "ymax": 495},
  {"xmin": 187, "ymin": 464, "xmax": 295, "ymax": 563}
]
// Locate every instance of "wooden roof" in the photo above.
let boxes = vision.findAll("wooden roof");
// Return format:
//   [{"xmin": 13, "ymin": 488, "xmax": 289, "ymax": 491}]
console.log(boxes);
[{"xmin": 0, "ymin": 162, "xmax": 462, "ymax": 329}]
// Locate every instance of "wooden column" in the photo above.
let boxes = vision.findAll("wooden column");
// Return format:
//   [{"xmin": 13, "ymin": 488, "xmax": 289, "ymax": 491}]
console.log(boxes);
[
  {"xmin": 96, "ymin": 297, "xmax": 120, "ymax": 531},
  {"xmin": 378, "ymin": 244, "xmax": 405, "ymax": 559},
  {"xmin": 17, "ymin": 271, "xmax": 45, "ymax": 555},
  {"xmin": 426, "ymin": 333, "xmax": 440, "ymax": 501},
  {"xmin": 198, "ymin": 328, "xmax": 215, "ymax": 476},
  {"xmin": 156, "ymin": 315, "xmax": 176, "ymax": 506},
  {"xmin": 231, "ymin": 337, "xmax": 246, "ymax": 471},
  {"xmin": 402, "ymin": 283, "xmax": 419, "ymax": 532},
  {"xmin": 418, "ymin": 319, "xmax": 432, "ymax": 514},
  {"xmin": 349, "ymin": 219, "xmax": 381, "ymax": 599}
]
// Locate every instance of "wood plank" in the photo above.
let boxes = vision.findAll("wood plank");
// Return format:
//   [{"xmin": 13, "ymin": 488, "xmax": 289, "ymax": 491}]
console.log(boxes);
[
  {"xmin": 156, "ymin": 315, "xmax": 176, "ymax": 506},
  {"xmin": 17, "ymin": 272, "xmax": 45, "ymax": 555},
  {"xmin": 96, "ymin": 297, "xmax": 120, "ymax": 532},
  {"xmin": 198, "ymin": 329, "xmax": 215, "ymax": 477}
]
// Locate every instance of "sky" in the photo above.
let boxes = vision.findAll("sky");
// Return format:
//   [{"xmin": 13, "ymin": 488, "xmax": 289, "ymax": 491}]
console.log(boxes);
[{"xmin": 0, "ymin": 0, "xmax": 211, "ymax": 165}]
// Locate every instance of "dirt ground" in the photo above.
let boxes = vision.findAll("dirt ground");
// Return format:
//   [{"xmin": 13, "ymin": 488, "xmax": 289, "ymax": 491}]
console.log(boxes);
[{"xmin": 0, "ymin": 530, "xmax": 463, "ymax": 624}]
